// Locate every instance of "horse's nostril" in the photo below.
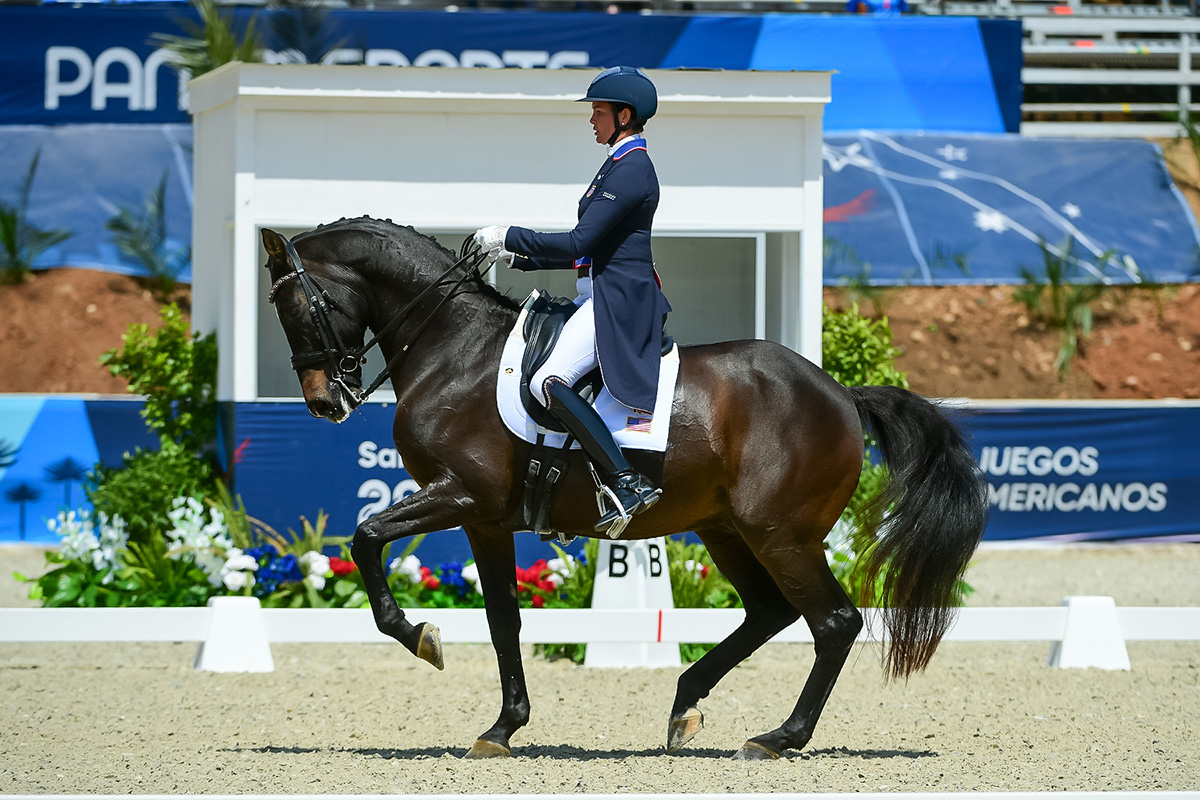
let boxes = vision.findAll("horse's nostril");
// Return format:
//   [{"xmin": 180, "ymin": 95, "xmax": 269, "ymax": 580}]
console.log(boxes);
[{"xmin": 307, "ymin": 396, "xmax": 333, "ymax": 419}]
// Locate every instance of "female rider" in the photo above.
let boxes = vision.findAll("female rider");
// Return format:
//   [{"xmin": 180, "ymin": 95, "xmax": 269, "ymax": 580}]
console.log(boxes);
[{"xmin": 474, "ymin": 66, "xmax": 670, "ymax": 535}]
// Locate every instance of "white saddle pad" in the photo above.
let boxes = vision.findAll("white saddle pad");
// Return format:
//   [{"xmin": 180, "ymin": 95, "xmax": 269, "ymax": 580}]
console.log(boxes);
[{"xmin": 496, "ymin": 291, "xmax": 679, "ymax": 453}]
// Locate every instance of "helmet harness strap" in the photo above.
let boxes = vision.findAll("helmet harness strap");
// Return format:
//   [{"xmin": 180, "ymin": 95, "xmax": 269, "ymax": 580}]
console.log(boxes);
[{"xmin": 607, "ymin": 103, "xmax": 633, "ymax": 147}]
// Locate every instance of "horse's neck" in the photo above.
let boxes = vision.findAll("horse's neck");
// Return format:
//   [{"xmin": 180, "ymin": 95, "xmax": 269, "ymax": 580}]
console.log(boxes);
[{"xmin": 371, "ymin": 283, "xmax": 515, "ymax": 405}]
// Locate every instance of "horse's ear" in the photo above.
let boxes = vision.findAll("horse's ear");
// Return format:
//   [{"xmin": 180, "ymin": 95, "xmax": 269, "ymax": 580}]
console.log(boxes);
[{"xmin": 261, "ymin": 228, "xmax": 288, "ymax": 265}]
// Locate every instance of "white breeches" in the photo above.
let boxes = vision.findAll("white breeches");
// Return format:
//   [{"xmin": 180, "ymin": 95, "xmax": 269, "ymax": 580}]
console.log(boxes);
[{"xmin": 532, "ymin": 277, "xmax": 598, "ymax": 407}]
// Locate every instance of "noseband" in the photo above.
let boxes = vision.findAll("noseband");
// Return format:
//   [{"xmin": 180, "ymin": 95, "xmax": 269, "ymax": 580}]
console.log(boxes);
[{"xmin": 268, "ymin": 234, "xmax": 490, "ymax": 410}]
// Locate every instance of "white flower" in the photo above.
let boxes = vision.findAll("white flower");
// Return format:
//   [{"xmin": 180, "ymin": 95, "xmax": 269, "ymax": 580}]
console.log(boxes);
[
  {"xmin": 222, "ymin": 549, "xmax": 259, "ymax": 572},
  {"xmin": 683, "ymin": 559, "xmax": 705, "ymax": 575},
  {"xmin": 544, "ymin": 570, "xmax": 564, "ymax": 589},
  {"xmin": 390, "ymin": 554, "xmax": 422, "ymax": 584},
  {"xmin": 547, "ymin": 554, "xmax": 576, "ymax": 576},
  {"xmin": 56, "ymin": 511, "xmax": 99, "ymax": 562},
  {"xmin": 461, "ymin": 561, "xmax": 482, "ymax": 595},
  {"xmin": 52, "ymin": 509, "xmax": 129, "ymax": 582},
  {"xmin": 223, "ymin": 570, "xmax": 254, "ymax": 592},
  {"xmin": 299, "ymin": 551, "xmax": 330, "ymax": 577},
  {"xmin": 306, "ymin": 573, "xmax": 326, "ymax": 591},
  {"xmin": 166, "ymin": 496, "xmax": 234, "ymax": 586}
]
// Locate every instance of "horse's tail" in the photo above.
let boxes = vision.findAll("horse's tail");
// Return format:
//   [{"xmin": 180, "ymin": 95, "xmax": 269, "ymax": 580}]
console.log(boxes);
[{"xmin": 847, "ymin": 385, "xmax": 989, "ymax": 681}]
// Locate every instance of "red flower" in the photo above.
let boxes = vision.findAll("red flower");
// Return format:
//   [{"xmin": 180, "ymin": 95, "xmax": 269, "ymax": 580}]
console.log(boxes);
[
  {"xmin": 516, "ymin": 559, "xmax": 549, "ymax": 587},
  {"xmin": 329, "ymin": 557, "xmax": 356, "ymax": 576},
  {"xmin": 531, "ymin": 595, "xmax": 545, "ymax": 608},
  {"xmin": 419, "ymin": 566, "xmax": 440, "ymax": 589},
  {"xmin": 701, "ymin": 565, "xmax": 710, "ymax": 579}
]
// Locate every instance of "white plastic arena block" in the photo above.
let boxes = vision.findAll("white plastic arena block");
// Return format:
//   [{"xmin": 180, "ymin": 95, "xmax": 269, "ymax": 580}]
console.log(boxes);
[
  {"xmin": 585, "ymin": 538, "xmax": 681, "ymax": 668},
  {"xmin": 193, "ymin": 596, "xmax": 275, "ymax": 673},
  {"xmin": 1046, "ymin": 596, "xmax": 1131, "ymax": 671}
]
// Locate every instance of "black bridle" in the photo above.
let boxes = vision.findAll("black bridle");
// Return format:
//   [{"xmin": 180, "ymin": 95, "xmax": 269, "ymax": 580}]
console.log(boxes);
[{"xmin": 268, "ymin": 233, "xmax": 491, "ymax": 410}]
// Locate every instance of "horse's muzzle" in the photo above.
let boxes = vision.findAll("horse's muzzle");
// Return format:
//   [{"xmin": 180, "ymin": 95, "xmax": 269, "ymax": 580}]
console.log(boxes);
[{"xmin": 300, "ymin": 371, "xmax": 354, "ymax": 423}]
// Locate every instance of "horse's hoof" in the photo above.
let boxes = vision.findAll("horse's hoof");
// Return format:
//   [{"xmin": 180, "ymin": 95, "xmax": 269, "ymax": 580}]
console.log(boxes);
[
  {"xmin": 734, "ymin": 740, "xmax": 781, "ymax": 761},
  {"xmin": 416, "ymin": 622, "xmax": 444, "ymax": 671},
  {"xmin": 464, "ymin": 738, "xmax": 510, "ymax": 759},
  {"xmin": 666, "ymin": 706, "xmax": 704, "ymax": 752}
]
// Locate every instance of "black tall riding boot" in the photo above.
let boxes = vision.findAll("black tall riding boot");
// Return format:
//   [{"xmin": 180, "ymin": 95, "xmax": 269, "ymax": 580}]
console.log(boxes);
[{"xmin": 544, "ymin": 380, "xmax": 661, "ymax": 534}]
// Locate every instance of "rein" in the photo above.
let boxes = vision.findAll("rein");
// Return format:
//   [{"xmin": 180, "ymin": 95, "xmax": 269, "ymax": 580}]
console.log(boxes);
[{"xmin": 269, "ymin": 234, "xmax": 491, "ymax": 410}]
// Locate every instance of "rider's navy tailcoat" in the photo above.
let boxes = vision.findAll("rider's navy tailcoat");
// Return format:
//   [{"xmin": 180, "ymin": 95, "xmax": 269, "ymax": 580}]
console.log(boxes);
[{"xmin": 505, "ymin": 138, "xmax": 671, "ymax": 414}]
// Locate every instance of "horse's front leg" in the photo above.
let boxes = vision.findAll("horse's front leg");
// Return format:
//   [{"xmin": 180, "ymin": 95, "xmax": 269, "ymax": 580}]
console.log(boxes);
[
  {"xmin": 461, "ymin": 525, "xmax": 528, "ymax": 759},
  {"xmin": 352, "ymin": 476, "xmax": 472, "ymax": 669}
]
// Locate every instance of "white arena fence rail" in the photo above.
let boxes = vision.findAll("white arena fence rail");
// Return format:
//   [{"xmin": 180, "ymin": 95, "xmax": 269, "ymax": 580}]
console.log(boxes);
[{"xmin": 2, "ymin": 598, "xmax": 1198, "ymax": 673}]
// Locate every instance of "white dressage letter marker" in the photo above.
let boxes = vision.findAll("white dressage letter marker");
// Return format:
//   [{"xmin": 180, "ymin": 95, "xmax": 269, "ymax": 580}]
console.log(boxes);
[
  {"xmin": 1047, "ymin": 595, "xmax": 1131, "ymax": 671},
  {"xmin": 585, "ymin": 538, "xmax": 680, "ymax": 668},
  {"xmin": 193, "ymin": 596, "xmax": 275, "ymax": 673}
]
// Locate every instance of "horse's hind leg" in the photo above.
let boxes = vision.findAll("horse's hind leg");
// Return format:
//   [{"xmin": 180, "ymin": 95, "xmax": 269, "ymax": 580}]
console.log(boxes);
[
  {"xmin": 735, "ymin": 541, "xmax": 863, "ymax": 760},
  {"xmin": 667, "ymin": 526, "xmax": 801, "ymax": 752}
]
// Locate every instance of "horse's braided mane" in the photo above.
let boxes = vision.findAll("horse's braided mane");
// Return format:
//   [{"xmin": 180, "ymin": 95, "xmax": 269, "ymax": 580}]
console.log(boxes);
[
  {"xmin": 297, "ymin": 215, "xmax": 456, "ymax": 258},
  {"xmin": 296, "ymin": 215, "xmax": 520, "ymax": 312}
]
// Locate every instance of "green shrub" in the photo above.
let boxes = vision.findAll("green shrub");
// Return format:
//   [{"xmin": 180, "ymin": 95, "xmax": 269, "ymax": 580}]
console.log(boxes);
[
  {"xmin": 86, "ymin": 440, "xmax": 215, "ymax": 546},
  {"xmin": 822, "ymin": 302, "xmax": 912, "ymax": 605},
  {"xmin": 821, "ymin": 303, "xmax": 909, "ymax": 390},
  {"xmin": 100, "ymin": 303, "xmax": 217, "ymax": 459}
]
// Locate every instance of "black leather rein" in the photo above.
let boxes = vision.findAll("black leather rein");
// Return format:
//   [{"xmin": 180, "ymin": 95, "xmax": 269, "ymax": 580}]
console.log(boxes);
[{"xmin": 268, "ymin": 234, "xmax": 491, "ymax": 410}]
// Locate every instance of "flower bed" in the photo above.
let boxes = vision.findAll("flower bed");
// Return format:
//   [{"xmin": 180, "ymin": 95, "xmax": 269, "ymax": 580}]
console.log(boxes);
[{"xmin": 16, "ymin": 488, "xmax": 892, "ymax": 663}]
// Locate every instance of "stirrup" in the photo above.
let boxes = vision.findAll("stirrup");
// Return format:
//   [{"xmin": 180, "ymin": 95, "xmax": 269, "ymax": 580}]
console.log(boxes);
[
  {"xmin": 588, "ymin": 462, "xmax": 629, "ymax": 539},
  {"xmin": 595, "ymin": 484, "xmax": 632, "ymax": 539},
  {"xmin": 588, "ymin": 463, "xmax": 660, "ymax": 539}
]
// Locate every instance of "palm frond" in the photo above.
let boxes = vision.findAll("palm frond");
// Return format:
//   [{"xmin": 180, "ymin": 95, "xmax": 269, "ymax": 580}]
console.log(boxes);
[
  {"xmin": 105, "ymin": 172, "xmax": 186, "ymax": 298},
  {"xmin": 0, "ymin": 150, "xmax": 73, "ymax": 284},
  {"xmin": 152, "ymin": 0, "xmax": 264, "ymax": 79}
]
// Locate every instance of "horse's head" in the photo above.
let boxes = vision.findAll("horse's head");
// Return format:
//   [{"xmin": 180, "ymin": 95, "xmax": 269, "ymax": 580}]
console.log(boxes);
[{"xmin": 262, "ymin": 227, "xmax": 369, "ymax": 423}]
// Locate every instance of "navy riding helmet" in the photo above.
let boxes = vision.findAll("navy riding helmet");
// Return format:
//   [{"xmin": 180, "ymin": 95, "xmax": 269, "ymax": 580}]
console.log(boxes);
[{"xmin": 579, "ymin": 66, "xmax": 657, "ymax": 143}]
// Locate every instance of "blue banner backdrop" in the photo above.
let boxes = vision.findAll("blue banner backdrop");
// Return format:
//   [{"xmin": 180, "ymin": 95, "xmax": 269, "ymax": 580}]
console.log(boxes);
[
  {"xmin": 5, "ymin": 124, "xmax": 1198, "ymax": 285},
  {"xmin": 822, "ymin": 132, "xmax": 1200, "ymax": 286},
  {"xmin": 0, "ymin": 124, "xmax": 193, "ymax": 280},
  {"xmin": 5, "ymin": 396, "xmax": 1196, "ymax": 548},
  {"xmin": 0, "ymin": 6, "xmax": 1020, "ymax": 132},
  {"xmin": 229, "ymin": 401, "xmax": 1200, "ymax": 550},
  {"xmin": 967, "ymin": 404, "xmax": 1200, "ymax": 542},
  {"xmin": 0, "ymin": 397, "xmax": 158, "ymax": 544}
]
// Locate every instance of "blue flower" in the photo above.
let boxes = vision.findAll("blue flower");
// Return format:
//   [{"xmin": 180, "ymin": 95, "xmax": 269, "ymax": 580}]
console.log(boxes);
[
  {"xmin": 246, "ymin": 544, "xmax": 278, "ymax": 563},
  {"xmin": 439, "ymin": 561, "xmax": 466, "ymax": 591},
  {"xmin": 575, "ymin": 547, "xmax": 588, "ymax": 566},
  {"xmin": 252, "ymin": 573, "xmax": 279, "ymax": 597},
  {"xmin": 272, "ymin": 554, "xmax": 303, "ymax": 583}
]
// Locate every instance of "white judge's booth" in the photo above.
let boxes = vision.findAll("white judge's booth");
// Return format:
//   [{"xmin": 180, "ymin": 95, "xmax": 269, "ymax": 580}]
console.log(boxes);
[
  {"xmin": 188, "ymin": 65, "xmax": 830, "ymax": 645},
  {"xmin": 190, "ymin": 63, "xmax": 830, "ymax": 403}
]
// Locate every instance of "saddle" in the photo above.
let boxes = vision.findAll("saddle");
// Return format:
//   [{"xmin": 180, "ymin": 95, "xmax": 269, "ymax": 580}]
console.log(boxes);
[
  {"xmin": 517, "ymin": 291, "xmax": 674, "ymax": 429},
  {"xmin": 518, "ymin": 293, "xmax": 600, "ymax": 433},
  {"xmin": 515, "ymin": 290, "xmax": 674, "ymax": 543}
]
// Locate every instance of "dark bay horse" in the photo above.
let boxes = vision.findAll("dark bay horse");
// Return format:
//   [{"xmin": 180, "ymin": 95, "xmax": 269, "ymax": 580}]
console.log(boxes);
[{"xmin": 260, "ymin": 217, "xmax": 988, "ymax": 761}]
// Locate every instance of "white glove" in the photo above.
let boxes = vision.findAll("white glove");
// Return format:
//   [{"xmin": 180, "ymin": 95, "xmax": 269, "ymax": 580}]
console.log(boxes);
[
  {"xmin": 495, "ymin": 248, "xmax": 515, "ymax": 268},
  {"xmin": 473, "ymin": 225, "xmax": 509, "ymax": 253}
]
